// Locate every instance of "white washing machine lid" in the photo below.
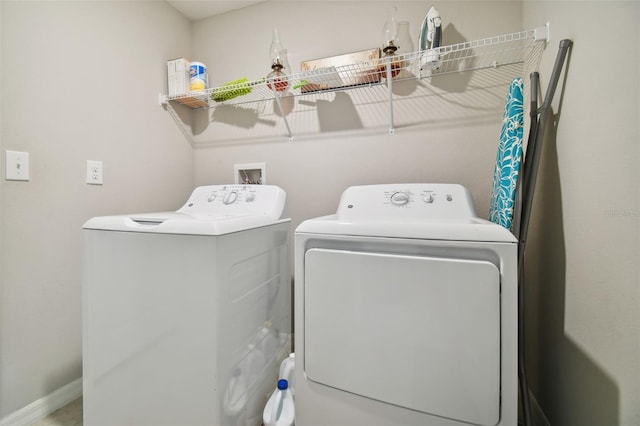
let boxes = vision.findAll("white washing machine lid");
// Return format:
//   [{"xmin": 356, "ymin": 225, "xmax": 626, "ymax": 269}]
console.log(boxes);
[
  {"xmin": 83, "ymin": 184, "xmax": 290, "ymax": 235},
  {"xmin": 295, "ymin": 183, "xmax": 517, "ymax": 243}
]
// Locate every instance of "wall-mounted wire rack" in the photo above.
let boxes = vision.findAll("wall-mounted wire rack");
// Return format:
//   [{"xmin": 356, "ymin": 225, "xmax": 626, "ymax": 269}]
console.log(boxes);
[{"xmin": 159, "ymin": 25, "xmax": 549, "ymax": 141}]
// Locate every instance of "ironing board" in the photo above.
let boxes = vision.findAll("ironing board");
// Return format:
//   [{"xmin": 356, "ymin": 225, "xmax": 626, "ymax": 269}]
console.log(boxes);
[
  {"xmin": 489, "ymin": 77, "xmax": 524, "ymax": 229},
  {"xmin": 503, "ymin": 40, "xmax": 572, "ymax": 426}
]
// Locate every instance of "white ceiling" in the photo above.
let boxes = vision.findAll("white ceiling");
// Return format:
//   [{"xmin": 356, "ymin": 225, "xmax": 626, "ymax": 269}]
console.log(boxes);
[{"xmin": 166, "ymin": 0, "xmax": 266, "ymax": 21}]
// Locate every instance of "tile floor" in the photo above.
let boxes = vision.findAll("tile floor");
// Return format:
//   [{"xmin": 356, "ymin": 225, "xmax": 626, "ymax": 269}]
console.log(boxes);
[{"xmin": 30, "ymin": 397, "xmax": 82, "ymax": 426}]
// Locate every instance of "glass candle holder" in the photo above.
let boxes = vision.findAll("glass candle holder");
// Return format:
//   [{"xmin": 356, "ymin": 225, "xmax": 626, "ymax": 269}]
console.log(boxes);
[{"xmin": 267, "ymin": 28, "xmax": 289, "ymax": 92}]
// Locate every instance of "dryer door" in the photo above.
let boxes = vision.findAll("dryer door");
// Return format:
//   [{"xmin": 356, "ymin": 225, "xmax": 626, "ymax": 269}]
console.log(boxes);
[{"xmin": 304, "ymin": 248, "xmax": 500, "ymax": 426}]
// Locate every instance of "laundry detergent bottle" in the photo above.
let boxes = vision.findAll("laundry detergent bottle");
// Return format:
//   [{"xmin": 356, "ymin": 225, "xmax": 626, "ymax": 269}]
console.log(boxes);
[
  {"xmin": 263, "ymin": 379, "xmax": 295, "ymax": 426},
  {"xmin": 279, "ymin": 353, "xmax": 295, "ymax": 398}
]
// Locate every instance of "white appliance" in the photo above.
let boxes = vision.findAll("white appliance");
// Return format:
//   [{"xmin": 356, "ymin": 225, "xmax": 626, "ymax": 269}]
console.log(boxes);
[
  {"xmin": 83, "ymin": 185, "xmax": 291, "ymax": 426},
  {"xmin": 294, "ymin": 183, "xmax": 518, "ymax": 426}
]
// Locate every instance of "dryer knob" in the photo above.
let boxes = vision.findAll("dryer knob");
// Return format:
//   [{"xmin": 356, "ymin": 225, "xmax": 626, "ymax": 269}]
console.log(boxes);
[
  {"xmin": 423, "ymin": 193, "xmax": 434, "ymax": 203},
  {"xmin": 390, "ymin": 191, "xmax": 410, "ymax": 206},
  {"xmin": 223, "ymin": 191, "xmax": 238, "ymax": 205}
]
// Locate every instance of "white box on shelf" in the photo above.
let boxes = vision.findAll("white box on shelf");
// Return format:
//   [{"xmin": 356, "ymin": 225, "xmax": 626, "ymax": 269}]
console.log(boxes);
[{"xmin": 167, "ymin": 57, "xmax": 189, "ymax": 96}]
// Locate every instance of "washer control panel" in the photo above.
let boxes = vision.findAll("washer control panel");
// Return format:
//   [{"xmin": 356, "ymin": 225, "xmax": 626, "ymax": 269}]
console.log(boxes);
[
  {"xmin": 337, "ymin": 183, "xmax": 477, "ymax": 223},
  {"xmin": 177, "ymin": 184, "xmax": 286, "ymax": 218}
]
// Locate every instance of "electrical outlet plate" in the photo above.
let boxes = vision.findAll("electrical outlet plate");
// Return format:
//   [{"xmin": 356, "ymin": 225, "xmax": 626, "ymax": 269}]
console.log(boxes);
[
  {"xmin": 86, "ymin": 160, "xmax": 103, "ymax": 185},
  {"xmin": 234, "ymin": 162, "xmax": 266, "ymax": 185},
  {"xmin": 6, "ymin": 150, "xmax": 30, "ymax": 181}
]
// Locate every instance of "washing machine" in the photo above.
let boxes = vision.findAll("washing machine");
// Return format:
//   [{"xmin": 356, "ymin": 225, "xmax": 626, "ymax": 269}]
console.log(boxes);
[
  {"xmin": 294, "ymin": 183, "xmax": 518, "ymax": 426},
  {"xmin": 83, "ymin": 184, "xmax": 291, "ymax": 426}
]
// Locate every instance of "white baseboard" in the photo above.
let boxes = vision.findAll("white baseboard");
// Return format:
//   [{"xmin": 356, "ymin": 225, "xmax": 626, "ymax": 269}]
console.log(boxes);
[{"xmin": 0, "ymin": 378, "xmax": 82, "ymax": 426}]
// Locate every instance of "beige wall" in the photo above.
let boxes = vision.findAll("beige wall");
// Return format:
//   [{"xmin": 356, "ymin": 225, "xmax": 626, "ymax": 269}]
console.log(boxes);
[
  {"xmin": 522, "ymin": 2, "xmax": 640, "ymax": 425},
  {"xmin": 0, "ymin": 0, "xmax": 194, "ymax": 418}
]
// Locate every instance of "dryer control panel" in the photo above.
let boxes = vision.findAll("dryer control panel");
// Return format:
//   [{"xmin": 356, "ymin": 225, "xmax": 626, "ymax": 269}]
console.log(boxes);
[{"xmin": 336, "ymin": 183, "xmax": 477, "ymax": 223}]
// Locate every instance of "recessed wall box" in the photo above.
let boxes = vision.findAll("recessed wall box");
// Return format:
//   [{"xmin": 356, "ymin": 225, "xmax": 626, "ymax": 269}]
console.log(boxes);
[{"xmin": 234, "ymin": 162, "xmax": 266, "ymax": 185}]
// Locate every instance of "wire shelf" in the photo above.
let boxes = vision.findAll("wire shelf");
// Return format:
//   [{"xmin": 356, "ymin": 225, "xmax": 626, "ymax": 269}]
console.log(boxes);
[
  {"xmin": 160, "ymin": 25, "xmax": 548, "ymax": 142},
  {"xmin": 161, "ymin": 26, "xmax": 547, "ymax": 111}
]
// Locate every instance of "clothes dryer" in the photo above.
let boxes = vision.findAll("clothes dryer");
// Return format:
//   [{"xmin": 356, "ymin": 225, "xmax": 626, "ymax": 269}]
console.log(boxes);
[
  {"xmin": 83, "ymin": 185, "xmax": 291, "ymax": 426},
  {"xmin": 294, "ymin": 183, "xmax": 517, "ymax": 426}
]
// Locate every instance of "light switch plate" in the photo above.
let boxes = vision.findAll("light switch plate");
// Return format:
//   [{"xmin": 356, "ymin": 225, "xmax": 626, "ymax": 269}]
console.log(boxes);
[{"xmin": 6, "ymin": 150, "xmax": 30, "ymax": 181}]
